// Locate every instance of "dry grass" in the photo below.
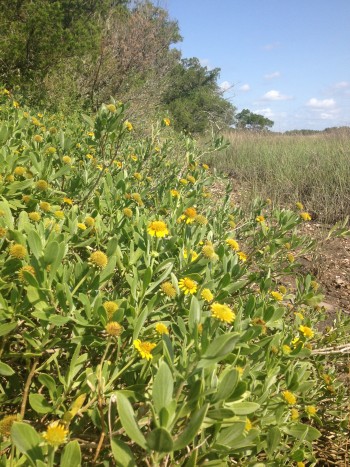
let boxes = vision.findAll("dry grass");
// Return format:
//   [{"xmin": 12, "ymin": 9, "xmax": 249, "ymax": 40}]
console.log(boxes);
[{"xmin": 207, "ymin": 129, "xmax": 350, "ymax": 224}]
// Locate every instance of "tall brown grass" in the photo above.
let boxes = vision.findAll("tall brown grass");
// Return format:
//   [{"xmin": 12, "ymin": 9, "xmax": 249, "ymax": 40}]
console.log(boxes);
[{"xmin": 208, "ymin": 128, "xmax": 350, "ymax": 224}]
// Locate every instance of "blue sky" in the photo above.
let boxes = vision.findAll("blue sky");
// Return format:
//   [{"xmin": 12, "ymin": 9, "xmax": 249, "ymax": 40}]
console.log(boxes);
[{"xmin": 166, "ymin": 0, "xmax": 350, "ymax": 131}]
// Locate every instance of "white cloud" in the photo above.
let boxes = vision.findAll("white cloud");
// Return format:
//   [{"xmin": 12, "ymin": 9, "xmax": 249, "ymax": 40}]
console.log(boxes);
[
  {"xmin": 254, "ymin": 107, "xmax": 274, "ymax": 118},
  {"xmin": 239, "ymin": 83, "xmax": 250, "ymax": 92},
  {"xmin": 261, "ymin": 90, "xmax": 292, "ymax": 101},
  {"xmin": 334, "ymin": 81, "xmax": 350, "ymax": 89},
  {"xmin": 264, "ymin": 71, "xmax": 281, "ymax": 80},
  {"xmin": 306, "ymin": 98, "xmax": 336, "ymax": 109},
  {"xmin": 262, "ymin": 42, "xmax": 280, "ymax": 51},
  {"xmin": 320, "ymin": 112, "xmax": 337, "ymax": 120},
  {"xmin": 219, "ymin": 81, "xmax": 232, "ymax": 92}
]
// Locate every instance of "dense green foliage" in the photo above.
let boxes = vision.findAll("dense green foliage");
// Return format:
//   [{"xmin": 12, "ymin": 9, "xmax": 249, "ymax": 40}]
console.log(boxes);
[
  {"xmin": 162, "ymin": 58, "xmax": 235, "ymax": 133},
  {"xmin": 0, "ymin": 90, "xmax": 348, "ymax": 466},
  {"xmin": 235, "ymin": 109, "xmax": 274, "ymax": 131},
  {"xmin": 0, "ymin": 0, "xmax": 235, "ymax": 133}
]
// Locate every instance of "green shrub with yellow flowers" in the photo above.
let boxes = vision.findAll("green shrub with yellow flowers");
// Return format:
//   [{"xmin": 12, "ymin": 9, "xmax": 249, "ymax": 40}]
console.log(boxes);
[{"xmin": 0, "ymin": 88, "xmax": 348, "ymax": 466}]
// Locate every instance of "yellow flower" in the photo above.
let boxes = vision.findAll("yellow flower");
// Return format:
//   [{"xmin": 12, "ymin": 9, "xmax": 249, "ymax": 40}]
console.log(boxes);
[
  {"xmin": 187, "ymin": 175, "xmax": 196, "ymax": 184},
  {"xmin": 62, "ymin": 156, "xmax": 72, "ymax": 165},
  {"xmin": 34, "ymin": 134, "xmax": 43, "ymax": 143},
  {"xmin": 310, "ymin": 280, "xmax": 319, "ymax": 291},
  {"xmin": 133, "ymin": 172, "xmax": 142, "ymax": 181},
  {"xmin": 160, "ymin": 281, "xmax": 177, "ymax": 298},
  {"xmin": 183, "ymin": 249, "xmax": 199, "ymax": 262},
  {"xmin": 54, "ymin": 210, "xmax": 65, "ymax": 220},
  {"xmin": 290, "ymin": 408, "xmax": 299, "ymax": 420},
  {"xmin": 179, "ymin": 178, "xmax": 188, "ymax": 185},
  {"xmin": 36, "ymin": 180, "xmax": 48, "ymax": 191},
  {"xmin": 179, "ymin": 277, "xmax": 198, "ymax": 295},
  {"xmin": 89, "ymin": 251, "xmax": 108, "ymax": 269},
  {"xmin": 47, "ymin": 146, "xmax": 56, "ymax": 155},
  {"xmin": 297, "ymin": 462, "xmax": 305, "ymax": 467},
  {"xmin": 28, "ymin": 212, "xmax": 41, "ymax": 222},
  {"xmin": 9, "ymin": 243, "xmax": 27, "ymax": 259},
  {"xmin": 237, "ymin": 251, "xmax": 247, "ymax": 262},
  {"xmin": 6, "ymin": 175, "xmax": 14, "ymax": 182},
  {"xmin": 201, "ymin": 288, "xmax": 214, "ymax": 302},
  {"xmin": 163, "ymin": 117, "xmax": 171, "ymax": 126},
  {"xmin": 77, "ymin": 223, "xmax": 87, "ymax": 230},
  {"xmin": 306, "ymin": 405, "xmax": 317, "ymax": 416},
  {"xmin": 0, "ymin": 415, "xmax": 18, "ymax": 436},
  {"xmin": 147, "ymin": 220, "xmax": 169, "ymax": 238},
  {"xmin": 287, "ymin": 253, "xmax": 295, "ymax": 263},
  {"xmin": 124, "ymin": 120, "xmax": 133, "ymax": 131},
  {"xmin": 63, "ymin": 197, "xmax": 73, "ymax": 205},
  {"xmin": 195, "ymin": 214, "xmax": 208, "ymax": 225},
  {"xmin": 39, "ymin": 201, "xmax": 51, "ymax": 212},
  {"xmin": 14, "ymin": 166, "xmax": 26, "ymax": 176},
  {"xmin": 103, "ymin": 301, "xmax": 119, "ymax": 318},
  {"xmin": 107, "ymin": 103, "xmax": 117, "ymax": 113},
  {"xmin": 85, "ymin": 216, "xmax": 95, "ymax": 227},
  {"xmin": 0, "ymin": 227, "xmax": 7, "ymax": 237},
  {"xmin": 105, "ymin": 322, "xmax": 123, "ymax": 336},
  {"xmin": 299, "ymin": 325, "xmax": 314, "ymax": 339},
  {"xmin": 134, "ymin": 339, "xmax": 156, "ymax": 360},
  {"xmin": 210, "ymin": 302, "xmax": 235, "ymax": 323},
  {"xmin": 294, "ymin": 312, "xmax": 304, "ymax": 320},
  {"xmin": 183, "ymin": 207, "xmax": 197, "ymax": 224},
  {"xmin": 278, "ymin": 285, "xmax": 287, "ymax": 294},
  {"xmin": 245, "ymin": 418, "xmax": 252, "ymax": 432},
  {"xmin": 42, "ymin": 421, "xmax": 68, "ymax": 447},
  {"xmin": 282, "ymin": 390, "xmax": 297, "ymax": 405},
  {"xmin": 296, "ymin": 202, "xmax": 304, "ymax": 210},
  {"xmin": 13, "ymin": 101, "xmax": 20, "ymax": 108},
  {"xmin": 202, "ymin": 163, "xmax": 209, "ymax": 170},
  {"xmin": 256, "ymin": 215, "xmax": 265, "ymax": 222},
  {"xmin": 131, "ymin": 192, "xmax": 143, "ymax": 206},
  {"xmin": 201, "ymin": 243, "xmax": 218, "ymax": 260},
  {"xmin": 18, "ymin": 265, "xmax": 35, "ymax": 283},
  {"xmin": 155, "ymin": 323, "xmax": 169, "ymax": 335},
  {"xmin": 300, "ymin": 212, "xmax": 311, "ymax": 221},
  {"xmin": 87, "ymin": 131, "xmax": 94, "ymax": 137},
  {"xmin": 123, "ymin": 207, "xmax": 133, "ymax": 218},
  {"xmin": 270, "ymin": 291, "xmax": 284, "ymax": 301},
  {"xmin": 31, "ymin": 117, "xmax": 41, "ymax": 126},
  {"xmin": 22, "ymin": 195, "xmax": 31, "ymax": 204},
  {"xmin": 170, "ymin": 189, "xmax": 180, "ymax": 198},
  {"xmin": 226, "ymin": 238, "xmax": 239, "ymax": 251},
  {"xmin": 282, "ymin": 345, "xmax": 291, "ymax": 355}
]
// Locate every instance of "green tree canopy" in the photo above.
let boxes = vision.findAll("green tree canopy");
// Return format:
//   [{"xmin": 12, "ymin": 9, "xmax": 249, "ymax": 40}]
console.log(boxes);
[
  {"xmin": 235, "ymin": 109, "xmax": 274, "ymax": 131},
  {"xmin": 162, "ymin": 57, "xmax": 235, "ymax": 133}
]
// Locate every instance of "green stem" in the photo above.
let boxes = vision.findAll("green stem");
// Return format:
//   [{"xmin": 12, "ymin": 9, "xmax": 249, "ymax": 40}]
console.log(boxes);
[{"xmin": 105, "ymin": 357, "xmax": 136, "ymax": 391}]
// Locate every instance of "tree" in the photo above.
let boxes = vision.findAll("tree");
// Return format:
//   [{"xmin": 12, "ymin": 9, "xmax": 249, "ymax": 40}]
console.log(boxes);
[
  {"xmin": 162, "ymin": 57, "xmax": 235, "ymax": 133},
  {"xmin": 0, "ymin": 0, "xmax": 127, "ymax": 98},
  {"xmin": 235, "ymin": 109, "xmax": 274, "ymax": 131}
]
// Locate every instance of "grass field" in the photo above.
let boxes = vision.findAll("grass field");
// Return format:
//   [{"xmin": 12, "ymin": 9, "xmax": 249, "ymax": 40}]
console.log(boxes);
[{"xmin": 208, "ymin": 129, "xmax": 350, "ymax": 224}]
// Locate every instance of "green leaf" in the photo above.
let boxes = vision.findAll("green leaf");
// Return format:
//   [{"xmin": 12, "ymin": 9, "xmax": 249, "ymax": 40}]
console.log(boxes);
[
  {"xmin": 283, "ymin": 423, "xmax": 321, "ymax": 442},
  {"xmin": 0, "ymin": 321, "xmax": 17, "ymax": 337},
  {"xmin": 198, "ymin": 333, "xmax": 240, "ymax": 367},
  {"xmin": 216, "ymin": 421, "xmax": 245, "ymax": 446},
  {"xmin": 116, "ymin": 392, "xmax": 148, "ymax": 450},
  {"xmin": 229, "ymin": 401, "xmax": 260, "ymax": 415},
  {"xmin": 27, "ymin": 229, "xmax": 43, "ymax": 259},
  {"xmin": 44, "ymin": 241, "xmax": 59, "ymax": 264},
  {"xmin": 212, "ymin": 369, "xmax": 239, "ymax": 403},
  {"xmin": 60, "ymin": 440, "xmax": 82, "ymax": 467},
  {"xmin": 188, "ymin": 296, "xmax": 200, "ymax": 332},
  {"xmin": 111, "ymin": 438, "xmax": 136, "ymax": 467},
  {"xmin": 173, "ymin": 403, "xmax": 209, "ymax": 451},
  {"xmin": 153, "ymin": 362, "xmax": 174, "ymax": 416},
  {"xmin": 146, "ymin": 427, "xmax": 173, "ymax": 452},
  {"xmin": 29, "ymin": 393, "xmax": 52, "ymax": 414},
  {"xmin": 11, "ymin": 422, "xmax": 44, "ymax": 466},
  {"xmin": 266, "ymin": 426, "xmax": 281, "ymax": 456},
  {"xmin": 0, "ymin": 361, "xmax": 15, "ymax": 376}
]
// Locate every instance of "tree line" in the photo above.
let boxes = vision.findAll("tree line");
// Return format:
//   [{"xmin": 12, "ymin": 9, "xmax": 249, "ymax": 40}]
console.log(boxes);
[{"xmin": 0, "ymin": 0, "xmax": 273, "ymax": 133}]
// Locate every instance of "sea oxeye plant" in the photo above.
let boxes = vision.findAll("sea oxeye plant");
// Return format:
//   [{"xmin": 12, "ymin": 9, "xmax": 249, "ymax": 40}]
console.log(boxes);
[{"xmin": 0, "ymin": 90, "xmax": 348, "ymax": 466}]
